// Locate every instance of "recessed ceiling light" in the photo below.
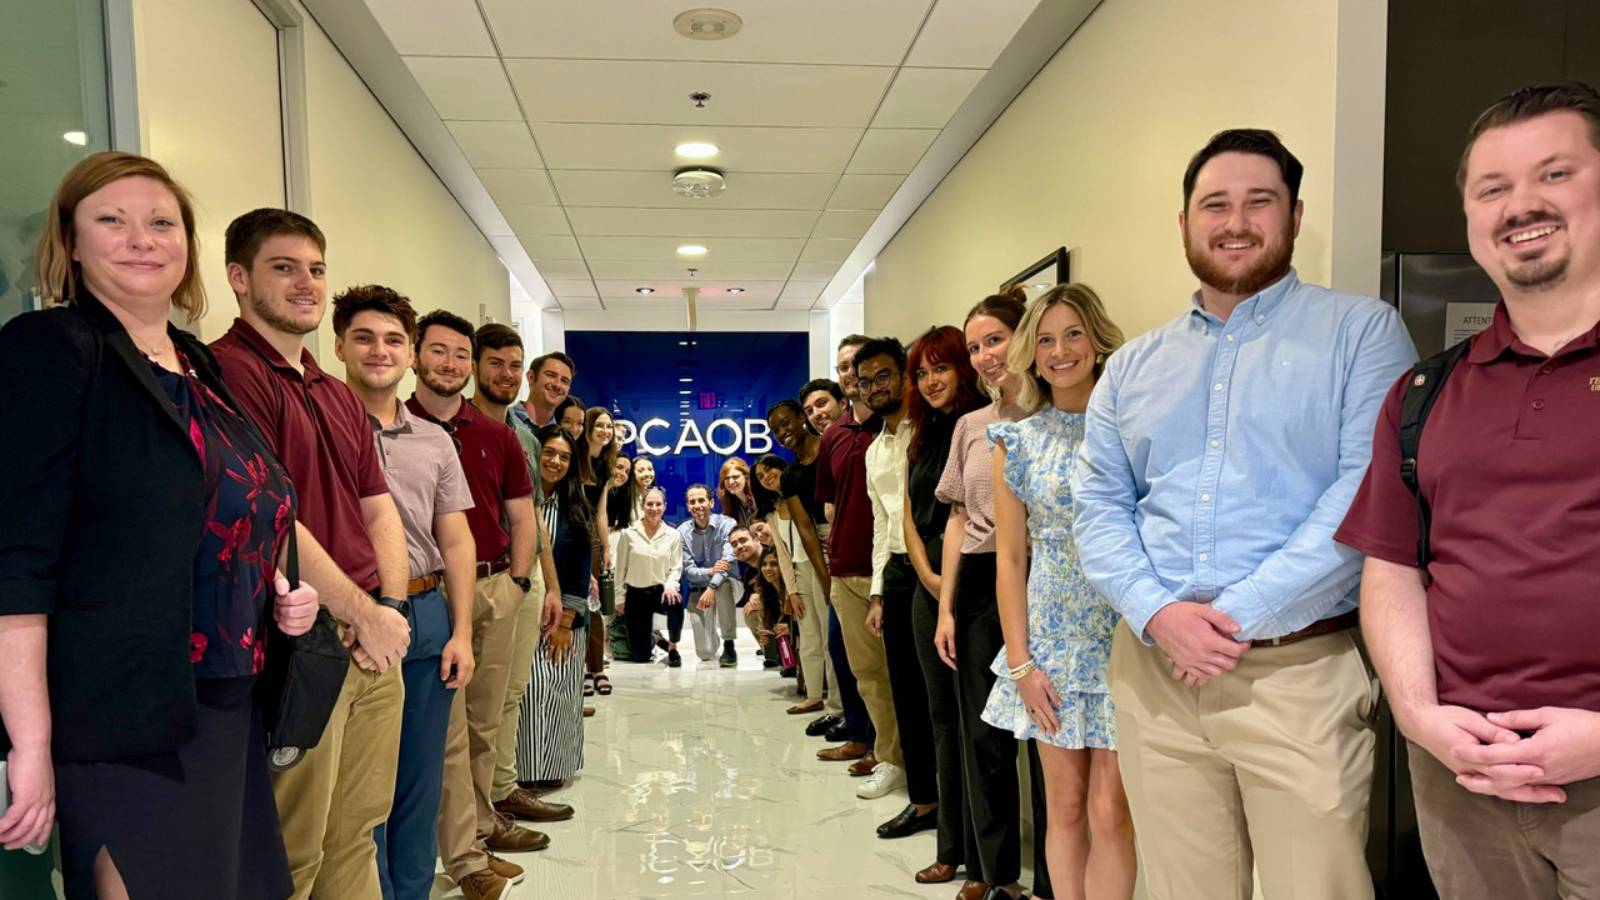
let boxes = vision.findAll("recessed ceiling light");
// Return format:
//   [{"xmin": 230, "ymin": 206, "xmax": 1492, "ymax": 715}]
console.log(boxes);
[
  {"xmin": 636, "ymin": 287, "xmax": 655, "ymax": 295},
  {"xmin": 677, "ymin": 244, "xmax": 708, "ymax": 257},
  {"xmin": 674, "ymin": 141, "xmax": 719, "ymax": 160},
  {"xmin": 62, "ymin": 130, "xmax": 88, "ymax": 147},
  {"xmin": 726, "ymin": 287, "xmax": 745, "ymax": 294}
]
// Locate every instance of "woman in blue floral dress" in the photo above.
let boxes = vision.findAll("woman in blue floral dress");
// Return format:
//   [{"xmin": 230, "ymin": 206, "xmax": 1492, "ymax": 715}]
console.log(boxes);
[{"xmin": 985, "ymin": 284, "xmax": 1136, "ymax": 900}]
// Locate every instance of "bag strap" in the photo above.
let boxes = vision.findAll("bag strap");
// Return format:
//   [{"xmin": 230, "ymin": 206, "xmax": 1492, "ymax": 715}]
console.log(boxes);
[
  {"xmin": 1396, "ymin": 339, "xmax": 1473, "ymax": 567},
  {"xmin": 286, "ymin": 518, "xmax": 300, "ymax": 590}
]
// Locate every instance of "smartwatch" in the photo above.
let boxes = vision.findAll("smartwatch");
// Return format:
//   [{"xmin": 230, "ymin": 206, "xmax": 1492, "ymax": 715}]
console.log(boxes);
[
  {"xmin": 376, "ymin": 595, "xmax": 412, "ymax": 618},
  {"xmin": 512, "ymin": 576, "xmax": 532, "ymax": 593}
]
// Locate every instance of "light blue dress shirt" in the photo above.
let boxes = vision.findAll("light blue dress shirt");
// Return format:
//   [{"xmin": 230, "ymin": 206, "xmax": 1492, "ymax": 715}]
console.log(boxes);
[
  {"xmin": 1070, "ymin": 270, "xmax": 1417, "ymax": 642},
  {"xmin": 678, "ymin": 513, "xmax": 737, "ymax": 590}
]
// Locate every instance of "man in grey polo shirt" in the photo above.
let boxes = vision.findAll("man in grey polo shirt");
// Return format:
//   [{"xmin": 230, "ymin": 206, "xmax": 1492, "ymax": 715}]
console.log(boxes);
[{"xmin": 331, "ymin": 286, "xmax": 501, "ymax": 899}]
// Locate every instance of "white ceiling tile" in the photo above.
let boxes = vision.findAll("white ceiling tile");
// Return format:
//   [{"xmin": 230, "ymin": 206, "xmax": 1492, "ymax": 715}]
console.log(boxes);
[
  {"xmin": 502, "ymin": 205, "xmax": 572, "ymax": 236},
  {"xmin": 567, "ymin": 207, "xmax": 819, "ymax": 238},
  {"xmin": 550, "ymin": 171, "xmax": 837, "ymax": 210},
  {"xmin": 477, "ymin": 168, "xmax": 559, "ymax": 206},
  {"xmin": 534, "ymin": 124, "xmax": 862, "ymax": 174},
  {"xmin": 779, "ymin": 281, "xmax": 828, "ymax": 300},
  {"xmin": 404, "ymin": 57, "xmax": 521, "ymax": 120},
  {"xmin": 827, "ymin": 174, "xmax": 905, "ymax": 209},
  {"xmin": 366, "ymin": 0, "xmax": 496, "ymax": 56},
  {"xmin": 587, "ymin": 260, "xmax": 798, "ymax": 281},
  {"xmin": 518, "ymin": 235, "xmax": 582, "ymax": 259},
  {"xmin": 811, "ymin": 210, "xmax": 877, "ymax": 240},
  {"xmin": 694, "ymin": 296, "xmax": 781, "ymax": 311},
  {"xmin": 799, "ymin": 239, "xmax": 859, "ymax": 263},
  {"xmin": 557, "ymin": 296, "xmax": 604, "ymax": 309},
  {"xmin": 546, "ymin": 279, "xmax": 598, "ymax": 297},
  {"xmin": 776, "ymin": 296, "xmax": 821, "ymax": 310},
  {"xmin": 594, "ymin": 280, "xmax": 785, "ymax": 302},
  {"xmin": 531, "ymin": 259, "xmax": 592, "ymax": 279},
  {"xmin": 792, "ymin": 261, "xmax": 842, "ymax": 280},
  {"xmin": 505, "ymin": 59, "xmax": 893, "ymax": 128},
  {"xmin": 577, "ymin": 236, "xmax": 804, "ymax": 262},
  {"xmin": 871, "ymin": 67, "xmax": 986, "ymax": 128},
  {"xmin": 481, "ymin": 0, "xmax": 932, "ymax": 65},
  {"xmin": 845, "ymin": 128, "xmax": 938, "ymax": 174},
  {"xmin": 905, "ymin": 0, "xmax": 1043, "ymax": 68},
  {"xmin": 446, "ymin": 121, "xmax": 543, "ymax": 168}
]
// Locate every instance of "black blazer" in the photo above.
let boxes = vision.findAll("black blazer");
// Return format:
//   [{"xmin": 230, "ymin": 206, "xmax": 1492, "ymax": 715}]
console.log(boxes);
[{"xmin": 0, "ymin": 293, "xmax": 284, "ymax": 761}]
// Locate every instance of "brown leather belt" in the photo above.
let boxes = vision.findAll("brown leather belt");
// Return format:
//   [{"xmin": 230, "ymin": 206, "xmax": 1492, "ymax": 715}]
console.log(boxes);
[
  {"xmin": 476, "ymin": 557, "xmax": 511, "ymax": 580},
  {"xmin": 1252, "ymin": 610, "xmax": 1359, "ymax": 648},
  {"xmin": 407, "ymin": 571, "xmax": 443, "ymax": 596}
]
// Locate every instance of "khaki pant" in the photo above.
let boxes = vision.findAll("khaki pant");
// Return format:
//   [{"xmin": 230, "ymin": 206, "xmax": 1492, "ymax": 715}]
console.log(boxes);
[
  {"xmin": 437, "ymin": 570, "xmax": 525, "ymax": 881},
  {"xmin": 832, "ymin": 574, "xmax": 900, "ymax": 768},
  {"xmin": 493, "ymin": 566, "xmax": 546, "ymax": 801},
  {"xmin": 1410, "ymin": 739, "xmax": 1600, "ymax": 899},
  {"xmin": 793, "ymin": 556, "xmax": 839, "ymax": 712},
  {"xmin": 273, "ymin": 657, "xmax": 404, "ymax": 900},
  {"xmin": 1109, "ymin": 622, "xmax": 1377, "ymax": 900}
]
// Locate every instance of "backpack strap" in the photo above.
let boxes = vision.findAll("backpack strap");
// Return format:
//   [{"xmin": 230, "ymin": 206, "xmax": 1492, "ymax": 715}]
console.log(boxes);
[{"xmin": 1396, "ymin": 339, "xmax": 1473, "ymax": 567}]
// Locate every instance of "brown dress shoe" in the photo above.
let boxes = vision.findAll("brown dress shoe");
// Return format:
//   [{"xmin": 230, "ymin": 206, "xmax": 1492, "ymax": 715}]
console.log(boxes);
[
  {"xmin": 816, "ymin": 740, "xmax": 869, "ymax": 762},
  {"xmin": 956, "ymin": 881, "xmax": 990, "ymax": 900},
  {"xmin": 485, "ymin": 852, "xmax": 524, "ymax": 883},
  {"xmin": 458, "ymin": 870, "xmax": 511, "ymax": 900},
  {"xmin": 495, "ymin": 786, "xmax": 575, "ymax": 822},
  {"xmin": 584, "ymin": 706, "xmax": 596, "ymax": 717},
  {"xmin": 848, "ymin": 752, "xmax": 879, "ymax": 777},
  {"xmin": 915, "ymin": 862, "xmax": 958, "ymax": 884},
  {"xmin": 486, "ymin": 812, "xmax": 550, "ymax": 852}
]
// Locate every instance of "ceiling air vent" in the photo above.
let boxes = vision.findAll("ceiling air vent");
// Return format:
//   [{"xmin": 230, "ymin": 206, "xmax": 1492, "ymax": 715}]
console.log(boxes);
[
  {"xmin": 673, "ymin": 8, "xmax": 743, "ymax": 41},
  {"xmin": 672, "ymin": 168, "xmax": 726, "ymax": 199}
]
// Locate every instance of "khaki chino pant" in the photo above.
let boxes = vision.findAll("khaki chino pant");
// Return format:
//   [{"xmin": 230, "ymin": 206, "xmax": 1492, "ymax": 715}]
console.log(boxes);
[
  {"xmin": 793, "ymin": 555, "xmax": 841, "ymax": 714},
  {"xmin": 832, "ymin": 574, "xmax": 900, "ymax": 768},
  {"xmin": 1109, "ymin": 622, "xmax": 1378, "ymax": 900},
  {"xmin": 493, "ymin": 566, "xmax": 546, "ymax": 801},
  {"xmin": 437, "ymin": 570, "xmax": 525, "ymax": 882},
  {"xmin": 273, "ymin": 656, "xmax": 404, "ymax": 900}
]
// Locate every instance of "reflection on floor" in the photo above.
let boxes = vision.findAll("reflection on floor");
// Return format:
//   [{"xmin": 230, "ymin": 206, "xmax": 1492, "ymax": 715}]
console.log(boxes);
[{"xmin": 432, "ymin": 631, "xmax": 967, "ymax": 899}]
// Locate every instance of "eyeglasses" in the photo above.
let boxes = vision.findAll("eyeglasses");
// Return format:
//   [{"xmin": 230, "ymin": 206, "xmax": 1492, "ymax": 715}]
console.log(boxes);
[{"xmin": 860, "ymin": 369, "xmax": 899, "ymax": 390}]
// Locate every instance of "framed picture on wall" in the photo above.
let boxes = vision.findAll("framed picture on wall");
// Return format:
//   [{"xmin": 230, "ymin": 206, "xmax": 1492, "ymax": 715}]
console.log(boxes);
[{"xmin": 1003, "ymin": 246, "xmax": 1071, "ymax": 297}]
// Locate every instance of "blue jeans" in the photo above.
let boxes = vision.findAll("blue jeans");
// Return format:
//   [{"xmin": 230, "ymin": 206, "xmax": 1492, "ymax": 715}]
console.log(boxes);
[
  {"xmin": 828, "ymin": 604, "xmax": 874, "ymax": 745},
  {"xmin": 376, "ymin": 586, "xmax": 456, "ymax": 900}
]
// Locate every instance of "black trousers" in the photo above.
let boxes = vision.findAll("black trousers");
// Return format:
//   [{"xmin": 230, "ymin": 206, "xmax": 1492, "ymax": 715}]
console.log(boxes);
[
  {"xmin": 882, "ymin": 553, "xmax": 938, "ymax": 806},
  {"xmin": 622, "ymin": 584, "xmax": 664, "ymax": 661},
  {"xmin": 911, "ymin": 537, "xmax": 970, "ymax": 868},
  {"xmin": 953, "ymin": 552, "xmax": 1054, "ymax": 896}
]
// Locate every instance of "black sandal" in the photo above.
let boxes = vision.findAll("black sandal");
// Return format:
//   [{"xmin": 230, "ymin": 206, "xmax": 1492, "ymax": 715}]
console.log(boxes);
[
  {"xmin": 583, "ymin": 673, "xmax": 595, "ymax": 697},
  {"xmin": 594, "ymin": 674, "xmax": 613, "ymax": 695}
]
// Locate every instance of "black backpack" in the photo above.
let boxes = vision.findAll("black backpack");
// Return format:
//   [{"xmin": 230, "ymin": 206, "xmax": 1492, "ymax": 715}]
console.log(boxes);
[{"xmin": 1396, "ymin": 338, "xmax": 1474, "ymax": 567}]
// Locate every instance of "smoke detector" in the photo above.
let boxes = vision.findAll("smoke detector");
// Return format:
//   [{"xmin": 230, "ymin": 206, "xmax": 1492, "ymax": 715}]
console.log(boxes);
[
  {"xmin": 673, "ymin": 8, "xmax": 743, "ymax": 41},
  {"xmin": 672, "ymin": 167, "xmax": 726, "ymax": 199}
]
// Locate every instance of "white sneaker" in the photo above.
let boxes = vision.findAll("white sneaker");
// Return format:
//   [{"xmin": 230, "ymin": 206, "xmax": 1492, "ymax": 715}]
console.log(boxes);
[{"xmin": 855, "ymin": 761, "xmax": 905, "ymax": 799}]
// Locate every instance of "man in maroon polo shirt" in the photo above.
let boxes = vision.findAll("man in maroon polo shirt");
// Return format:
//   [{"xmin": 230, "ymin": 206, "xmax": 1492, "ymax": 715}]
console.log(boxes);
[
  {"xmin": 211, "ymin": 208, "xmax": 410, "ymax": 900},
  {"xmin": 1337, "ymin": 83, "xmax": 1600, "ymax": 899},
  {"xmin": 403, "ymin": 311, "xmax": 550, "ymax": 892},
  {"xmin": 816, "ymin": 334, "xmax": 901, "ymax": 785}
]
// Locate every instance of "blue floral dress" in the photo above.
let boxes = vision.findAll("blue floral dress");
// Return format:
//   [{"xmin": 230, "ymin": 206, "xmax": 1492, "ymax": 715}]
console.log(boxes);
[{"xmin": 981, "ymin": 406, "xmax": 1119, "ymax": 750}]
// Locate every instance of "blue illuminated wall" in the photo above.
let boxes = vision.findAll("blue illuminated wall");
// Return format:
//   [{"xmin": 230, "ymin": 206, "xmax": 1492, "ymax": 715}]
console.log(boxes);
[{"xmin": 566, "ymin": 331, "xmax": 810, "ymax": 521}]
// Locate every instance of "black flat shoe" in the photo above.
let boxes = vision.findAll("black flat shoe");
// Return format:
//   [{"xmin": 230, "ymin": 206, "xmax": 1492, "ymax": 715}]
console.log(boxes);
[
  {"xmin": 824, "ymin": 720, "xmax": 850, "ymax": 742},
  {"xmin": 876, "ymin": 804, "xmax": 938, "ymax": 839},
  {"xmin": 980, "ymin": 888, "xmax": 1028, "ymax": 900},
  {"xmin": 805, "ymin": 714, "xmax": 841, "ymax": 737},
  {"xmin": 667, "ymin": 648, "xmax": 682, "ymax": 668}
]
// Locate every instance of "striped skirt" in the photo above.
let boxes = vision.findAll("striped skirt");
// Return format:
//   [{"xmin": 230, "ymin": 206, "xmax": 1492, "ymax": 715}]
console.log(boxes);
[{"xmin": 516, "ymin": 621, "xmax": 587, "ymax": 782}]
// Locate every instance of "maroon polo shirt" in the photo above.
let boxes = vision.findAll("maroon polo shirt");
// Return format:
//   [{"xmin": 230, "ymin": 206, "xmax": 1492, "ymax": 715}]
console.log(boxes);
[
  {"xmin": 1336, "ymin": 302, "xmax": 1600, "ymax": 714},
  {"xmin": 815, "ymin": 408, "xmax": 882, "ymax": 578},
  {"xmin": 406, "ymin": 396, "xmax": 534, "ymax": 564},
  {"xmin": 211, "ymin": 318, "xmax": 387, "ymax": 592}
]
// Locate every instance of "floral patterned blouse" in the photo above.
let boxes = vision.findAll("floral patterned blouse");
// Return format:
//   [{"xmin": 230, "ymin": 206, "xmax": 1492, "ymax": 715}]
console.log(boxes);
[{"xmin": 152, "ymin": 355, "xmax": 296, "ymax": 679}]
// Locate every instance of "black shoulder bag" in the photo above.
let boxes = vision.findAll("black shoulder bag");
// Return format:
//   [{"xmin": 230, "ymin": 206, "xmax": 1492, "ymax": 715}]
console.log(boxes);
[
  {"xmin": 258, "ymin": 523, "xmax": 351, "ymax": 770},
  {"xmin": 1396, "ymin": 339, "xmax": 1474, "ymax": 568}
]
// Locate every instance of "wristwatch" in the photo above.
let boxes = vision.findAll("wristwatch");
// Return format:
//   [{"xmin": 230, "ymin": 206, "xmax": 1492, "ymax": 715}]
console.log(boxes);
[
  {"xmin": 376, "ymin": 595, "xmax": 412, "ymax": 618},
  {"xmin": 512, "ymin": 576, "xmax": 532, "ymax": 593}
]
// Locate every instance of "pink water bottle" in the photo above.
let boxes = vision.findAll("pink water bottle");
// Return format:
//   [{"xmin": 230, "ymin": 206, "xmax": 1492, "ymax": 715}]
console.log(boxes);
[{"xmin": 777, "ymin": 633, "xmax": 797, "ymax": 669}]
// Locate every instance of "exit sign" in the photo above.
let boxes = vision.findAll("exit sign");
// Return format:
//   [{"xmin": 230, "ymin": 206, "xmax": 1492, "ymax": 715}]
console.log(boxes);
[{"xmin": 697, "ymin": 391, "xmax": 718, "ymax": 409}]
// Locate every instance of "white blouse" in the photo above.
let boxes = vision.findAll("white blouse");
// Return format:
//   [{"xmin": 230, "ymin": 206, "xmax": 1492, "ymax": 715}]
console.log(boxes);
[{"xmin": 613, "ymin": 519, "xmax": 684, "ymax": 590}]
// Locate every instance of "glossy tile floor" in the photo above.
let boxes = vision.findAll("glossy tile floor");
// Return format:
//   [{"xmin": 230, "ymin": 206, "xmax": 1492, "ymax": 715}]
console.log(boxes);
[{"xmin": 431, "ymin": 631, "xmax": 980, "ymax": 900}]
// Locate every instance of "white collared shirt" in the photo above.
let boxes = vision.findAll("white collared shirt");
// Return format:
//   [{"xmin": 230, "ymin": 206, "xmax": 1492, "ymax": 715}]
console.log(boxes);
[
  {"xmin": 614, "ymin": 518, "xmax": 684, "ymax": 590},
  {"xmin": 865, "ymin": 416, "xmax": 913, "ymax": 596}
]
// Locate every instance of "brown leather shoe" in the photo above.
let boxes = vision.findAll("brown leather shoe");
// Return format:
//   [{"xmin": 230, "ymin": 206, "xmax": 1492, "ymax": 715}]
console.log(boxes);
[
  {"xmin": 584, "ymin": 706, "xmax": 596, "ymax": 717},
  {"xmin": 848, "ymin": 752, "xmax": 879, "ymax": 777},
  {"xmin": 787, "ymin": 699, "xmax": 824, "ymax": 715},
  {"xmin": 458, "ymin": 870, "xmax": 511, "ymax": 900},
  {"xmin": 916, "ymin": 862, "xmax": 957, "ymax": 884},
  {"xmin": 816, "ymin": 740, "xmax": 869, "ymax": 761},
  {"xmin": 495, "ymin": 786, "xmax": 575, "ymax": 822},
  {"xmin": 956, "ymin": 882, "xmax": 989, "ymax": 900},
  {"xmin": 485, "ymin": 853, "xmax": 524, "ymax": 884},
  {"xmin": 486, "ymin": 812, "xmax": 550, "ymax": 852}
]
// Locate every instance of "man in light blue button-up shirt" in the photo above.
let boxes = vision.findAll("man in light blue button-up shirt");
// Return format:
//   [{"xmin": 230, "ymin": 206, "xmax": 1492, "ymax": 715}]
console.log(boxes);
[{"xmin": 1070, "ymin": 129, "xmax": 1416, "ymax": 900}]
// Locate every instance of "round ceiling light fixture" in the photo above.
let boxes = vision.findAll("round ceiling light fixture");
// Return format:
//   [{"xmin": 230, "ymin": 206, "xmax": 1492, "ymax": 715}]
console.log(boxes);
[
  {"xmin": 636, "ymin": 287, "xmax": 655, "ymax": 295},
  {"xmin": 726, "ymin": 287, "xmax": 745, "ymax": 294},
  {"xmin": 673, "ymin": 8, "xmax": 743, "ymax": 41},
  {"xmin": 672, "ymin": 167, "xmax": 726, "ymax": 199},
  {"xmin": 674, "ymin": 141, "xmax": 719, "ymax": 160},
  {"xmin": 676, "ymin": 243, "xmax": 709, "ymax": 257}
]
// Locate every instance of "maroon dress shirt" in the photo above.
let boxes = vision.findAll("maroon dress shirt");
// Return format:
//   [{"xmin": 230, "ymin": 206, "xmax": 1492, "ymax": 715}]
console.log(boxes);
[
  {"xmin": 406, "ymin": 396, "xmax": 534, "ymax": 564},
  {"xmin": 815, "ymin": 409, "xmax": 882, "ymax": 579}
]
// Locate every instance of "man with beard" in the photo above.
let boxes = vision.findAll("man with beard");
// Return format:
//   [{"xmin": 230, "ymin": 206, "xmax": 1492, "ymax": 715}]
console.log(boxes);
[
  {"xmin": 1337, "ymin": 84, "xmax": 1600, "ymax": 899},
  {"xmin": 1070, "ymin": 130, "xmax": 1416, "ymax": 900},
  {"xmin": 516, "ymin": 351, "xmax": 575, "ymax": 430},
  {"xmin": 331, "ymin": 286, "xmax": 480, "ymax": 900},
  {"xmin": 212, "ymin": 209, "xmax": 412, "ymax": 900},
  {"xmin": 405, "ymin": 311, "xmax": 551, "ymax": 899},
  {"xmin": 834, "ymin": 334, "xmax": 873, "ymax": 424}
]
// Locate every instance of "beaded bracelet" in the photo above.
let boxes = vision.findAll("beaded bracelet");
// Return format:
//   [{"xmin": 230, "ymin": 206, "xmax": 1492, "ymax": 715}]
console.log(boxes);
[{"xmin": 1007, "ymin": 659, "xmax": 1037, "ymax": 681}]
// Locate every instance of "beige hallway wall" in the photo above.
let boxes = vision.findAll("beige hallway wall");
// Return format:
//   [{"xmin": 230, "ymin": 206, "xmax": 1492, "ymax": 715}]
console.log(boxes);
[{"xmin": 865, "ymin": 0, "xmax": 1386, "ymax": 344}]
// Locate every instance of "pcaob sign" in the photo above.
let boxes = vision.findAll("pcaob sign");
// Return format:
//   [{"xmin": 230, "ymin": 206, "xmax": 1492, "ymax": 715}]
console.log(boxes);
[{"xmin": 615, "ymin": 417, "xmax": 774, "ymax": 457}]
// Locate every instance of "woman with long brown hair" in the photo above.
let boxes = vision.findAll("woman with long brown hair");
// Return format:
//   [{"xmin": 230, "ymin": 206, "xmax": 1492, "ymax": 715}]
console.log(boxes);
[
  {"xmin": 579, "ymin": 407, "xmax": 618, "ymax": 696},
  {"xmin": 717, "ymin": 456, "xmax": 758, "ymax": 526}
]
